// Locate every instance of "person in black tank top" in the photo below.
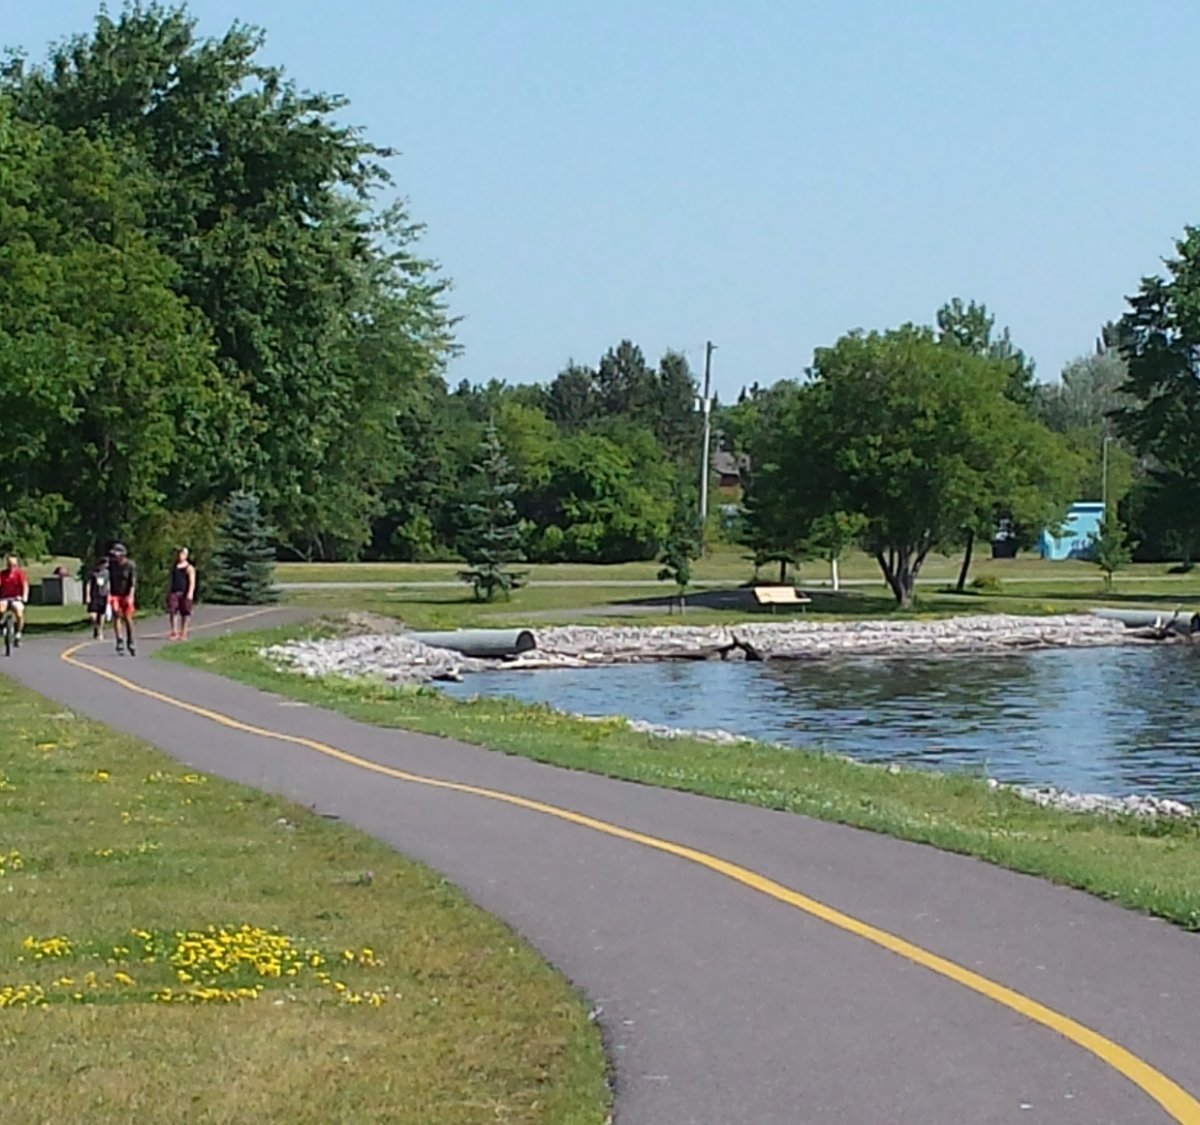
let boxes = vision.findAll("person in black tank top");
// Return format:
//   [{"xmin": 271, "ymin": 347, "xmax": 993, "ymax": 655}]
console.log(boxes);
[{"xmin": 168, "ymin": 547, "xmax": 197, "ymax": 640}]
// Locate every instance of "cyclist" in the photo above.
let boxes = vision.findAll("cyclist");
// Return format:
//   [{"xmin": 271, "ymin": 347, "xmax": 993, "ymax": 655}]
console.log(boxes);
[
  {"xmin": 0, "ymin": 555, "xmax": 29, "ymax": 647},
  {"xmin": 108, "ymin": 543, "xmax": 138, "ymax": 656},
  {"xmin": 84, "ymin": 557, "xmax": 111, "ymax": 641}
]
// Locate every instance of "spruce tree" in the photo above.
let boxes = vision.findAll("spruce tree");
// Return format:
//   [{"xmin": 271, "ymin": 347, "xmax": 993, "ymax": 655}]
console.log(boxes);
[
  {"xmin": 208, "ymin": 492, "xmax": 279, "ymax": 605},
  {"xmin": 456, "ymin": 426, "xmax": 527, "ymax": 602}
]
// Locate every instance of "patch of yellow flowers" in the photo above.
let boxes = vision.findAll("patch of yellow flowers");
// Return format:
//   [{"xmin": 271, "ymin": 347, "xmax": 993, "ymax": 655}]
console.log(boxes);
[
  {"xmin": 0, "ymin": 849, "xmax": 23, "ymax": 878},
  {"xmin": 92, "ymin": 841, "xmax": 161, "ymax": 860},
  {"xmin": 143, "ymin": 770, "xmax": 208, "ymax": 786},
  {"xmin": 1, "ymin": 925, "xmax": 390, "ymax": 1009}
]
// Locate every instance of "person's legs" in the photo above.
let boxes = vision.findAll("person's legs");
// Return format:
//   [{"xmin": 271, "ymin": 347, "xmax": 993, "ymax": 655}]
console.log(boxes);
[
  {"xmin": 168, "ymin": 592, "xmax": 180, "ymax": 638},
  {"xmin": 111, "ymin": 598, "xmax": 126, "ymax": 652},
  {"xmin": 179, "ymin": 599, "xmax": 192, "ymax": 640},
  {"xmin": 12, "ymin": 600, "xmax": 24, "ymax": 643},
  {"xmin": 123, "ymin": 602, "xmax": 136, "ymax": 655}
]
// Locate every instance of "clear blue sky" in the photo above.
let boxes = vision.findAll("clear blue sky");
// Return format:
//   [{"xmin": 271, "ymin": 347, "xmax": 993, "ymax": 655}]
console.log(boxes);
[{"xmin": 8, "ymin": 1, "xmax": 1199, "ymax": 399}]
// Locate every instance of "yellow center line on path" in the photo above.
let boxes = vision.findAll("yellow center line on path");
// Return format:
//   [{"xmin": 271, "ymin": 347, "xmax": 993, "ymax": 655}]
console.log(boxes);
[
  {"xmin": 59, "ymin": 638, "xmax": 1200, "ymax": 1124},
  {"xmin": 141, "ymin": 606, "xmax": 284, "ymax": 640}
]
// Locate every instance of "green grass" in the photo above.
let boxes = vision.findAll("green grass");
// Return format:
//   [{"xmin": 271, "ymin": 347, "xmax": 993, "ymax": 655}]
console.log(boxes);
[
  {"xmin": 276, "ymin": 545, "xmax": 1200, "ymax": 587},
  {"xmin": 277, "ymin": 575, "xmax": 1200, "ymax": 632},
  {"xmin": 0, "ymin": 676, "xmax": 608, "ymax": 1125},
  {"xmin": 164, "ymin": 626, "xmax": 1200, "ymax": 932}
]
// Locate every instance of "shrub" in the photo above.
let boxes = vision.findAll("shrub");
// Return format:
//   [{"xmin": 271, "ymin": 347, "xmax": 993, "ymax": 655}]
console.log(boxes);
[
  {"xmin": 207, "ymin": 493, "xmax": 279, "ymax": 605},
  {"xmin": 970, "ymin": 574, "xmax": 1004, "ymax": 593},
  {"xmin": 129, "ymin": 507, "xmax": 221, "ymax": 607}
]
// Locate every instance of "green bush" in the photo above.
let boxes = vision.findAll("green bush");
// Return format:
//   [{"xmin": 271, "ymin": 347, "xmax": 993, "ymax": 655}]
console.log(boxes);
[
  {"xmin": 130, "ymin": 507, "xmax": 221, "ymax": 609},
  {"xmin": 970, "ymin": 574, "xmax": 1004, "ymax": 593},
  {"xmin": 208, "ymin": 493, "xmax": 279, "ymax": 605}
]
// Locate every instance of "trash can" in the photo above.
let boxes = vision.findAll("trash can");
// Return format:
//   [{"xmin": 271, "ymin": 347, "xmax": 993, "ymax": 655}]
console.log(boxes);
[{"xmin": 41, "ymin": 576, "xmax": 83, "ymax": 607}]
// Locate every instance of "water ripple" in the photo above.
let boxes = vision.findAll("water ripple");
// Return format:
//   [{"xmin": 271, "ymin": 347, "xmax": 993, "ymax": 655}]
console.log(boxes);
[{"xmin": 442, "ymin": 647, "xmax": 1200, "ymax": 801}]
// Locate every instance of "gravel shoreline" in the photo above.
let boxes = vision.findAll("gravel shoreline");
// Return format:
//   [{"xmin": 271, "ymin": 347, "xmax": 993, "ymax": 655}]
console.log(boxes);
[
  {"xmin": 261, "ymin": 613, "xmax": 1194, "ymax": 821},
  {"xmin": 266, "ymin": 613, "xmax": 1138, "ymax": 686}
]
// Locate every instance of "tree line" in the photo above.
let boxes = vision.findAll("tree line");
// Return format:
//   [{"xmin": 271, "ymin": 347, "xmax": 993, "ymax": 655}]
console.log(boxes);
[
  {"xmin": 729, "ymin": 279, "xmax": 1200, "ymax": 606},
  {"xmin": 0, "ymin": 4, "xmax": 709, "ymax": 577},
  {"xmin": 5, "ymin": 4, "xmax": 1200, "ymax": 604}
]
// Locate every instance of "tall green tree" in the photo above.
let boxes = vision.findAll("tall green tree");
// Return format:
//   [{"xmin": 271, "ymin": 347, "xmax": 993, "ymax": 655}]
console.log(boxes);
[
  {"xmin": 729, "ymin": 383, "xmax": 808, "ymax": 582},
  {"xmin": 545, "ymin": 364, "xmax": 598, "ymax": 433},
  {"xmin": 937, "ymin": 298, "xmax": 1036, "ymax": 405},
  {"xmin": 521, "ymin": 429, "xmax": 672, "ymax": 563},
  {"xmin": 1092, "ymin": 514, "xmax": 1133, "ymax": 591},
  {"xmin": 207, "ymin": 492, "xmax": 279, "ymax": 604},
  {"xmin": 1114, "ymin": 227, "xmax": 1200, "ymax": 563},
  {"xmin": 0, "ymin": 97, "xmax": 227, "ymax": 560},
  {"xmin": 657, "ymin": 495, "xmax": 702, "ymax": 613},
  {"xmin": 456, "ymin": 426, "xmax": 527, "ymax": 602},
  {"xmin": 5, "ymin": 3, "xmax": 453, "ymax": 548},
  {"xmin": 936, "ymin": 298, "xmax": 1055, "ymax": 589},
  {"xmin": 595, "ymin": 340, "xmax": 655, "ymax": 418},
  {"xmin": 770, "ymin": 326, "xmax": 1074, "ymax": 608}
]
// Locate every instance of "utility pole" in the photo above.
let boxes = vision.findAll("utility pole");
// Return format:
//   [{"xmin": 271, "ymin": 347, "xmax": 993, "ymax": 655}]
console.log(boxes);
[{"xmin": 697, "ymin": 341, "xmax": 716, "ymax": 524}]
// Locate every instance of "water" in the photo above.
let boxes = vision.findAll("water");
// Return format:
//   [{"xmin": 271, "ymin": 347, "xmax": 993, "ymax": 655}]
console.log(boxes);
[{"xmin": 441, "ymin": 647, "xmax": 1200, "ymax": 803}]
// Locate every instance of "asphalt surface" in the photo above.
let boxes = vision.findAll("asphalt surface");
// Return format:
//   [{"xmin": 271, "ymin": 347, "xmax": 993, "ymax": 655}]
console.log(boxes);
[{"xmin": 6, "ymin": 608, "xmax": 1200, "ymax": 1124}]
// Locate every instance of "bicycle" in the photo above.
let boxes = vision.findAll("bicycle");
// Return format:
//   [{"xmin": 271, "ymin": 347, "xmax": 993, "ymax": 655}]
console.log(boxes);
[{"xmin": 2, "ymin": 603, "xmax": 16, "ymax": 657}]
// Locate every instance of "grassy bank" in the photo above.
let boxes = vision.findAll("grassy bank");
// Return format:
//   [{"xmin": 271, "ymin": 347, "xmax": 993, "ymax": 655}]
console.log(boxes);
[
  {"xmin": 0, "ymin": 676, "xmax": 608, "ymax": 1124},
  {"xmin": 276, "ymin": 546, "xmax": 1200, "ymax": 587},
  {"xmin": 165, "ymin": 626, "xmax": 1200, "ymax": 932},
  {"xmin": 279, "ymin": 576, "xmax": 1200, "ymax": 632}
]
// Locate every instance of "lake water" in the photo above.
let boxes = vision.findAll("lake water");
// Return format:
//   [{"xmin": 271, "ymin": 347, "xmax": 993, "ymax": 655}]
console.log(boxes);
[{"xmin": 441, "ymin": 646, "xmax": 1200, "ymax": 803}]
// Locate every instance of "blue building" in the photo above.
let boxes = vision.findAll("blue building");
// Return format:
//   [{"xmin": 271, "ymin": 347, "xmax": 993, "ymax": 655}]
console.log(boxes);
[{"xmin": 1038, "ymin": 501, "xmax": 1105, "ymax": 560}]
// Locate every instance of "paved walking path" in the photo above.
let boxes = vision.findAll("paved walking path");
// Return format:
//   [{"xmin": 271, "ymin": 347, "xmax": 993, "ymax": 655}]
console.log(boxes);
[{"xmin": 6, "ymin": 608, "xmax": 1200, "ymax": 1124}]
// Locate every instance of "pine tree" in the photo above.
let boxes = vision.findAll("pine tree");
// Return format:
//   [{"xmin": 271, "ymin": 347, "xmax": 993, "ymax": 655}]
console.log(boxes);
[
  {"xmin": 207, "ymin": 492, "xmax": 279, "ymax": 605},
  {"xmin": 1092, "ymin": 513, "xmax": 1134, "ymax": 592},
  {"xmin": 456, "ymin": 426, "xmax": 527, "ymax": 602},
  {"xmin": 657, "ymin": 497, "xmax": 702, "ymax": 613}
]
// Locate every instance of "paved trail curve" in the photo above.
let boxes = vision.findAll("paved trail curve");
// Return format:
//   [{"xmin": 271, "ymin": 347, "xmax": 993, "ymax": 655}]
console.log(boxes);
[{"xmin": 7, "ymin": 608, "xmax": 1200, "ymax": 1124}]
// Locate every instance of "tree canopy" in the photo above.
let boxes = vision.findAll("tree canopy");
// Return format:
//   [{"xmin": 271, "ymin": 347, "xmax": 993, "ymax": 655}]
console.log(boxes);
[
  {"xmin": 748, "ymin": 325, "xmax": 1077, "ymax": 607},
  {"xmin": 1114, "ymin": 227, "xmax": 1200, "ymax": 562},
  {"xmin": 2, "ymin": 2, "xmax": 453, "ymax": 559}
]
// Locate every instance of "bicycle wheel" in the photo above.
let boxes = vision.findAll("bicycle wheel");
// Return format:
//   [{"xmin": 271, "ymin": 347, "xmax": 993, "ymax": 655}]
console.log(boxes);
[{"xmin": 3, "ymin": 614, "xmax": 12, "ymax": 657}]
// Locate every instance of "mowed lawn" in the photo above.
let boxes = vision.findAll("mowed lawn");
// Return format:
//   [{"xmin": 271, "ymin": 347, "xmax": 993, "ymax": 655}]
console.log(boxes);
[
  {"xmin": 0, "ymin": 677, "xmax": 608, "ymax": 1125},
  {"xmin": 275, "ymin": 546, "xmax": 1200, "ymax": 587},
  {"xmin": 277, "ymin": 574, "xmax": 1200, "ymax": 633}
]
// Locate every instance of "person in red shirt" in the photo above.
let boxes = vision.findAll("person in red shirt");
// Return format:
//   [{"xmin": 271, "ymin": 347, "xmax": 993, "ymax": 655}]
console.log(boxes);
[{"xmin": 0, "ymin": 556, "xmax": 30, "ymax": 646}]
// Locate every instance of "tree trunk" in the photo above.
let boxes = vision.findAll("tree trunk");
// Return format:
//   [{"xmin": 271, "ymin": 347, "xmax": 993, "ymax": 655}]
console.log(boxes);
[
  {"xmin": 954, "ymin": 530, "xmax": 975, "ymax": 593},
  {"xmin": 875, "ymin": 547, "xmax": 917, "ymax": 608},
  {"xmin": 778, "ymin": 558, "xmax": 787, "ymax": 584},
  {"xmin": 830, "ymin": 556, "xmax": 840, "ymax": 592}
]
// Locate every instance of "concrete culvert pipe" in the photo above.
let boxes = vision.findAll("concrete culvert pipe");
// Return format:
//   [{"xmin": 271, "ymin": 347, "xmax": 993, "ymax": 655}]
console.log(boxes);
[{"xmin": 404, "ymin": 629, "xmax": 537, "ymax": 659}]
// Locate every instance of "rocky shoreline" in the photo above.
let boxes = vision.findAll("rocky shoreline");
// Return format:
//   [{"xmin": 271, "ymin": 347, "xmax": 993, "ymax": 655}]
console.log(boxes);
[
  {"xmin": 265, "ymin": 613, "xmax": 1139, "ymax": 686},
  {"xmin": 260, "ymin": 613, "xmax": 1195, "ymax": 821}
]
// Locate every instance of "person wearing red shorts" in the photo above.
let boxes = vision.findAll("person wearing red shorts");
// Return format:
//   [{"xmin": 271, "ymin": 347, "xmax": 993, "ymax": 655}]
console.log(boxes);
[
  {"xmin": 167, "ymin": 547, "xmax": 196, "ymax": 640},
  {"xmin": 0, "ymin": 556, "xmax": 30, "ymax": 646},
  {"xmin": 107, "ymin": 543, "xmax": 138, "ymax": 656}
]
